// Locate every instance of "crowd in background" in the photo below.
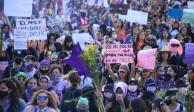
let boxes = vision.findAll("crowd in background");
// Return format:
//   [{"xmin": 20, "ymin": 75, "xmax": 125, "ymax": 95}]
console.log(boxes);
[{"xmin": 0, "ymin": 0, "xmax": 194, "ymax": 112}]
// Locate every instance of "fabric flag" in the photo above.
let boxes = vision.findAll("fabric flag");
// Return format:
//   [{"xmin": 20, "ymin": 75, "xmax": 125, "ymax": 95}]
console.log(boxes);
[{"xmin": 61, "ymin": 43, "xmax": 91, "ymax": 76}]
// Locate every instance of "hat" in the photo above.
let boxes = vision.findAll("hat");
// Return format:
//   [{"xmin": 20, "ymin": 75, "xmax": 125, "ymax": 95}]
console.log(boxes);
[
  {"xmin": 119, "ymin": 64, "xmax": 129, "ymax": 73},
  {"xmin": 175, "ymin": 79, "xmax": 187, "ymax": 88},
  {"xmin": 160, "ymin": 46, "xmax": 170, "ymax": 52},
  {"xmin": 142, "ymin": 45, "xmax": 152, "ymax": 50},
  {"xmin": 14, "ymin": 72, "xmax": 27, "ymax": 79},
  {"xmin": 128, "ymin": 78, "xmax": 138, "ymax": 85},
  {"xmin": 40, "ymin": 60, "xmax": 50, "ymax": 66},
  {"xmin": 145, "ymin": 78, "xmax": 156, "ymax": 86},
  {"xmin": 102, "ymin": 84, "xmax": 114, "ymax": 92},
  {"xmin": 77, "ymin": 97, "xmax": 89, "ymax": 107},
  {"xmin": 165, "ymin": 88, "xmax": 178, "ymax": 97}
]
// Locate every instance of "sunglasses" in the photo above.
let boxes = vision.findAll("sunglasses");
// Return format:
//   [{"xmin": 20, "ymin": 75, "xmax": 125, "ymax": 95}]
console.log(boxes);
[
  {"xmin": 37, "ymin": 95, "xmax": 48, "ymax": 101},
  {"xmin": 171, "ymin": 44, "xmax": 179, "ymax": 47},
  {"xmin": 17, "ymin": 78, "xmax": 27, "ymax": 81}
]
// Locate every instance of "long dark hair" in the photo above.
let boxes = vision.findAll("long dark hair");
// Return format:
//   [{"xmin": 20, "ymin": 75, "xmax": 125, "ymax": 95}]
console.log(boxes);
[
  {"xmin": 63, "ymin": 36, "xmax": 74, "ymax": 51},
  {"xmin": 0, "ymin": 79, "xmax": 20, "ymax": 112}
]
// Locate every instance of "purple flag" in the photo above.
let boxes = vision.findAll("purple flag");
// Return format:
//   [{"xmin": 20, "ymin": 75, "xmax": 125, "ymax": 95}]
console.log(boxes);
[
  {"xmin": 61, "ymin": 43, "xmax": 91, "ymax": 76},
  {"xmin": 184, "ymin": 43, "xmax": 194, "ymax": 64}
]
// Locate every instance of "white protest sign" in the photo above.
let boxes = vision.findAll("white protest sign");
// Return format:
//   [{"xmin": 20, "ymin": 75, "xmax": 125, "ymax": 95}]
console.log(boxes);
[
  {"xmin": 72, "ymin": 33, "xmax": 94, "ymax": 50},
  {"xmin": 16, "ymin": 19, "xmax": 47, "ymax": 40},
  {"xmin": 119, "ymin": 14, "xmax": 128, "ymax": 21},
  {"xmin": 188, "ymin": 2, "xmax": 194, "ymax": 9},
  {"xmin": 104, "ymin": 44, "xmax": 134, "ymax": 64},
  {"xmin": 127, "ymin": 10, "xmax": 148, "ymax": 25},
  {"xmin": 14, "ymin": 29, "xmax": 27, "ymax": 50},
  {"xmin": 4, "ymin": 0, "xmax": 32, "ymax": 17}
]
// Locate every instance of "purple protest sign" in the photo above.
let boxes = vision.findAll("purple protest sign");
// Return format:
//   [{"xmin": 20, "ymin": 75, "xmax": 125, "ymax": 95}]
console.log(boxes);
[{"xmin": 184, "ymin": 43, "xmax": 194, "ymax": 64}]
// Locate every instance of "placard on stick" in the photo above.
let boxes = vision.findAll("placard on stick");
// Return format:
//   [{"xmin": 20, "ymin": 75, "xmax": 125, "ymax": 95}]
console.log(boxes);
[{"xmin": 104, "ymin": 44, "xmax": 134, "ymax": 64}]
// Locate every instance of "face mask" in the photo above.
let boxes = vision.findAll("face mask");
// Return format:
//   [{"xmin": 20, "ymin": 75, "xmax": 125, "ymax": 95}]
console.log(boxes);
[
  {"xmin": 147, "ymin": 86, "xmax": 156, "ymax": 93},
  {"xmin": 128, "ymin": 85, "xmax": 138, "ymax": 92},
  {"xmin": 116, "ymin": 93, "xmax": 123, "ymax": 98},
  {"xmin": 104, "ymin": 92, "xmax": 113, "ymax": 99},
  {"xmin": 179, "ymin": 87, "xmax": 188, "ymax": 95},
  {"xmin": 77, "ymin": 109, "xmax": 88, "ymax": 112},
  {"xmin": 0, "ymin": 91, "xmax": 8, "ymax": 99}
]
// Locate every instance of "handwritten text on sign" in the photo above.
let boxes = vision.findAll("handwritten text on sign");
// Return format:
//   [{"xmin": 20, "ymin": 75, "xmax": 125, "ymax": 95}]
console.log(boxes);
[
  {"xmin": 16, "ymin": 19, "xmax": 47, "ymax": 40},
  {"xmin": 105, "ymin": 44, "xmax": 133, "ymax": 64}
]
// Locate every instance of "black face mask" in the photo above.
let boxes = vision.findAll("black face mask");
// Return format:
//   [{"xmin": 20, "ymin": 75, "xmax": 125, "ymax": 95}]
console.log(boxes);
[
  {"xmin": 0, "ymin": 91, "xmax": 9, "ymax": 99},
  {"xmin": 40, "ymin": 69, "xmax": 49, "ymax": 74}
]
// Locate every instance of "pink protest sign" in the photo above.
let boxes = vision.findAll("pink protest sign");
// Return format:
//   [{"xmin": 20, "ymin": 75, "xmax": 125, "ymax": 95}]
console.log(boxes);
[
  {"xmin": 137, "ymin": 48, "xmax": 157, "ymax": 70},
  {"xmin": 104, "ymin": 44, "xmax": 134, "ymax": 64}
]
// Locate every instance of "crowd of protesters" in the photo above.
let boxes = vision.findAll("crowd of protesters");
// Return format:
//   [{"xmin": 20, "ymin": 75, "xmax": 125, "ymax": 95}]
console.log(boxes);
[{"xmin": 0, "ymin": 0, "xmax": 194, "ymax": 112}]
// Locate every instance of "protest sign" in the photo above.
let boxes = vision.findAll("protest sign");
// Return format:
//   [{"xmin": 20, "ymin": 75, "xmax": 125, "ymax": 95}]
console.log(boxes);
[
  {"xmin": 72, "ymin": 33, "xmax": 94, "ymax": 50},
  {"xmin": 167, "ymin": 8, "xmax": 183, "ymax": 20},
  {"xmin": 16, "ymin": 19, "xmax": 47, "ymax": 40},
  {"xmin": 184, "ymin": 43, "xmax": 194, "ymax": 64},
  {"xmin": 188, "ymin": 2, "xmax": 194, "ymax": 9},
  {"xmin": 127, "ymin": 10, "xmax": 148, "ymax": 25},
  {"xmin": 137, "ymin": 48, "xmax": 157, "ymax": 70},
  {"xmin": 14, "ymin": 29, "xmax": 27, "ymax": 50},
  {"xmin": 182, "ymin": 9, "xmax": 194, "ymax": 24},
  {"xmin": 4, "ymin": 0, "xmax": 32, "ymax": 17},
  {"xmin": 104, "ymin": 44, "xmax": 134, "ymax": 64}
]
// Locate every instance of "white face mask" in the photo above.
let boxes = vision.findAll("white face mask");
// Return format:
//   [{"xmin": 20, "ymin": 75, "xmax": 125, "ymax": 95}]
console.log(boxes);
[
  {"xmin": 128, "ymin": 85, "xmax": 138, "ymax": 92},
  {"xmin": 104, "ymin": 92, "xmax": 113, "ymax": 99},
  {"xmin": 179, "ymin": 87, "xmax": 188, "ymax": 95},
  {"xmin": 146, "ymin": 86, "xmax": 156, "ymax": 93},
  {"xmin": 116, "ymin": 93, "xmax": 124, "ymax": 98}
]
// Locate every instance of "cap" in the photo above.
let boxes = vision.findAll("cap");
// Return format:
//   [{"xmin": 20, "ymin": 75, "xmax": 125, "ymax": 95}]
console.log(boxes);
[
  {"xmin": 128, "ymin": 78, "xmax": 138, "ymax": 84},
  {"xmin": 77, "ymin": 97, "xmax": 89, "ymax": 107},
  {"xmin": 40, "ymin": 60, "xmax": 50, "ymax": 66},
  {"xmin": 145, "ymin": 78, "xmax": 156, "ymax": 86},
  {"xmin": 102, "ymin": 84, "xmax": 114, "ymax": 92},
  {"xmin": 14, "ymin": 72, "xmax": 27, "ymax": 79},
  {"xmin": 142, "ymin": 45, "xmax": 152, "ymax": 50},
  {"xmin": 119, "ymin": 64, "xmax": 129, "ymax": 73},
  {"xmin": 165, "ymin": 88, "xmax": 178, "ymax": 97}
]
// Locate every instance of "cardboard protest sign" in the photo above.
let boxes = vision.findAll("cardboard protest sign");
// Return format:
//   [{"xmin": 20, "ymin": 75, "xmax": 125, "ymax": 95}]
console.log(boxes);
[
  {"xmin": 184, "ymin": 43, "xmax": 194, "ymax": 64},
  {"xmin": 127, "ymin": 10, "xmax": 148, "ymax": 25},
  {"xmin": 137, "ymin": 48, "xmax": 157, "ymax": 70},
  {"xmin": 15, "ymin": 19, "xmax": 47, "ymax": 40},
  {"xmin": 188, "ymin": 2, "xmax": 194, "ymax": 9},
  {"xmin": 182, "ymin": 9, "xmax": 194, "ymax": 24},
  {"xmin": 4, "ymin": 0, "xmax": 32, "ymax": 17},
  {"xmin": 104, "ymin": 44, "xmax": 134, "ymax": 64},
  {"xmin": 167, "ymin": 8, "xmax": 183, "ymax": 20},
  {"xmin": 14, "ymin": 29, "xmax": 27, "ymax": 50},
  {"xmin": 110, "ymin": 4, "xmax": 128, "ymax": 15},
  {"xmin": 72, "ymin": 33, "xmax": 94, "ymax": 50}
]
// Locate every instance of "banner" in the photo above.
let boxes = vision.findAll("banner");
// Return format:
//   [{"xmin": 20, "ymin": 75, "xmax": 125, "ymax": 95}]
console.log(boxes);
[
  {"xmin": 188, "ymin": 2, "xmax": 194, "ymax": 9},
  {"xmin": 16, "ymin": 19, "xmax": 47, "ymax": 40},
  {"xmin": 137, "ymin": 49, "xmax": 157, "ymax": 70},
  {"xmin": 127, "ymin": 10, "xmax": 148, "ymax": 25},
  {"xmin": 14, "ymin": 29, "xmax": 27, "ymax": 50},
  {"xmin": 184, "ymin": 43, "xmax": 194, "ymax": 64},
  {"xmin": 4, "ymin": 0, "xmax": 32, "ymax": 17},
  {"xmin": 104, "ymin": 44, "xmax": 134, "ymax": 64},
  {"xmin": 167, "ymin": 8, "xmax": 183, "ymax": 20},
  {"xmin": 72, "ymin": 33, "xmax": 94, "ymax": 50},
  {"xmin": 182, "ymin": 9, "xmax": 194, "ymax": 24}
]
